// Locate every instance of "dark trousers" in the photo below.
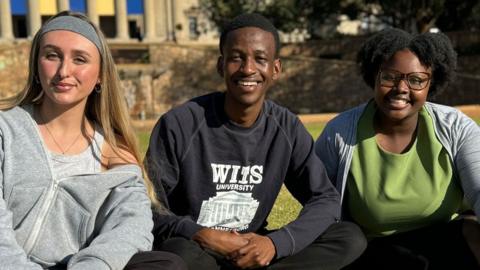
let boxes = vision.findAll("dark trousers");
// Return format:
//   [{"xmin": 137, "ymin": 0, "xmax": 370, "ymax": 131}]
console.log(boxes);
[
  {"xmin": 124, "ymin": 251, "xmax": 188, "ymax": 270},
  {"xmin": 156, "ymin": 222, "xmax": 366, "ymax": 270},
  {"xmin": 343, "ymin": 219, "xmax": 479, "ymax": 270}
]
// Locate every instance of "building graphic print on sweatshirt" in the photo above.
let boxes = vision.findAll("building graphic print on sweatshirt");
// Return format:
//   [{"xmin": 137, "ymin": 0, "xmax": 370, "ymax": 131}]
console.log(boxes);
[{"xmin": 197, "ymin": 163, "xmax": 263, "ymax": 231}]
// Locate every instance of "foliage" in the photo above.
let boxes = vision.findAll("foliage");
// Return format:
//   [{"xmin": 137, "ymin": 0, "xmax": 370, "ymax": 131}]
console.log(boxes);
[
  {"xmin": 199, "ymin": 0, "xmax": 270, "ymax": 32},
  {"xmin": 263, "ymin": 0, "xmax": 309, "ymax": 33},
  {"xmin": 436, "ymin": 0, "xmax": 480, "ymax": 31},
  {"xmin": 199, "ymin": 0, "xmax": 480, "ymax": 39},
  {"xmin": 336, "ymin": 0, "xmax": 480, "ymax": 33},
  {"xmin": 360, "ymin": 0, "xmax": 445, "ymax": 33},
  {"xmin": 199, "ymin": 0, "xmax": 331, "ymax": 33}
]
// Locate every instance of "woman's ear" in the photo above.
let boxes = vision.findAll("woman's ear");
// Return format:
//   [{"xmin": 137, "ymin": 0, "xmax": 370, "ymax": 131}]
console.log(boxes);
[{"xmin": 217, "ymin": 56, "xmax": 224, "ymax": 78}]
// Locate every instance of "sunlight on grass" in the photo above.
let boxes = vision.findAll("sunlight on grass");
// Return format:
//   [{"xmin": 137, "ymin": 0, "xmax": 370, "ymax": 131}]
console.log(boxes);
[
  {"xmin": 265, "ymin": 121, "xmax": 325, "ymax": 229},
  {"xmin": 266, "ymin": 186, "xmax": 302, "ymax": 229},
  {"xmin": 136, "ymin": 120, "xmax": 327, "ymax": 230},
  {"xmin": 137, "ymin": 114, "xmax": 478, "ymax": 230},
  {"xmin": 304, "ymin": 122, "xmax": 326, "ymax": 141},
  {"xmin": 137, "ymin": 132, "xmax": 151, "ymax": 155}
]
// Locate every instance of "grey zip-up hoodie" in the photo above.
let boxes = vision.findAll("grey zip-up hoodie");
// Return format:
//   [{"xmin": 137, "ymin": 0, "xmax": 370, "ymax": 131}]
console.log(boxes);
[
  {"xmin": 0, "ymin": 106, "xmax": 153, "ymax": 269},
  {"xmin": 315, "ymin": 102, "xmax": 480, "ymax": 216}
]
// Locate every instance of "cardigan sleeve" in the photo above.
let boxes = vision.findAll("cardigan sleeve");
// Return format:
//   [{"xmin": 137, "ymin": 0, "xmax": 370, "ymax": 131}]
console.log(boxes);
[{"xmin": 453, "ymin": 114, "xmax": 480, "ymax": 216}]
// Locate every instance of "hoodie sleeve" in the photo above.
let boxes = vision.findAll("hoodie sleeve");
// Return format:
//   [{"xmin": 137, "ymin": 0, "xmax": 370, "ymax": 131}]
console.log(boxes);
[
  {"xmin": 268, "ymin": 120, "xmax": 341, "ymax": 259},
  {"xmin": 67, "ymin": 171, "xmax": 154, "ymax": 270},
  {"xmin": 453, "ymin": 113, "xmax": 480, "ymax": 217},
  {"xmin": 315, "ymin": 121, "xmax": 341, "ymax": 184},
  {"xmin": 145, "ymin": 114, "xmax": 204, "ymax": 241},
  {"xmin": 0, "ymin": 134, "xmax": 43, "ymax": 270}
]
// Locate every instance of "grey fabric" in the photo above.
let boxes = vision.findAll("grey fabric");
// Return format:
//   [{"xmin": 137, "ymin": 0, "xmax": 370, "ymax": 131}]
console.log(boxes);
[
  {"xmin": 315, "ymin": 101, "xmax": 480, "ymax": 216},
  {"xmin": 0, "ymin": 105, "xmax": 153, "ymax": 269},
  {"xmin": 48, "ymin": 123, "xmax": 103, "ymax": 179},
  {"xmin": 39, "ymin": 15, "xmax": 103, "ymax": 54}
]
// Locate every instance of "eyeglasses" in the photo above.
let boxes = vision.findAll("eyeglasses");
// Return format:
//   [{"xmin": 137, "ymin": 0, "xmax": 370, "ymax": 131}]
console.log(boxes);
[{"xmin": 379, "ymin": 69, "xmax": 431, "ymax": 91}]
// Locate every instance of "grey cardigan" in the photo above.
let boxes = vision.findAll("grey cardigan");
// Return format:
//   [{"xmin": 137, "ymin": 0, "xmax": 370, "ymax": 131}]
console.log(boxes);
[
  {"xmin": 315, "ymin": 102, "xmax": 480, "ymax": 216},
  {"xmin": 0, "ymin": 106, "xmax": 153, "ymax": 269}
]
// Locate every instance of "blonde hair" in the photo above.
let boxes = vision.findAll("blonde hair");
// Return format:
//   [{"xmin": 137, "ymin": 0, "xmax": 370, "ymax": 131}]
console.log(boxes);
[{"xmin": 0, "ymin": 11, "xmax": 160, "ymax": 209}]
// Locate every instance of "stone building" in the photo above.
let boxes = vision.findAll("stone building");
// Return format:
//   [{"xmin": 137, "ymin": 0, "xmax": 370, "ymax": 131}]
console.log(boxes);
[
  {"xmin": 0, "ymin": 0, "xmax": 219, "ymax": 118},
  {"xmin": 0, "ymin": 0, "xmax": 217, "ymax": 44},
  {"xmin": 0, "ymin": 1, "xmax": 478, "ymax": 118}
]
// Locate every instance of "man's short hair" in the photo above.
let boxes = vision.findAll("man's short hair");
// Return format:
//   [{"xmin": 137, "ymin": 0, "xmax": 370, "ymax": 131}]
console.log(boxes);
[{"xmin": 219, "ymin": 13, "xmax": 281, "ymax": 57}]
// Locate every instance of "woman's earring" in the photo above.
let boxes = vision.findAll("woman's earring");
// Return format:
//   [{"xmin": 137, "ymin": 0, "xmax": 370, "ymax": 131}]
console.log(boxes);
[
  {"xmin": 94, "ymin": 84, "xmax": 102, "ymax": 93},
  {"xmin": 34, "ymin": 75, "xmax": 40, "ymax": 84}
]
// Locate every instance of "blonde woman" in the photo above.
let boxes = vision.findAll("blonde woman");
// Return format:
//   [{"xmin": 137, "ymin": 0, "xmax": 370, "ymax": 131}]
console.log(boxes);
[{"xmin": 0, "ymin": 11, "xmax": 185, "ymax": 270}]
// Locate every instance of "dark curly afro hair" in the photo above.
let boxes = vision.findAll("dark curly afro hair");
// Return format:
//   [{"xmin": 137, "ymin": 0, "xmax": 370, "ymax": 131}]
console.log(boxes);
[{"xmin": 357, "ymin": 28, "xmax": 457, "ymax": 96}]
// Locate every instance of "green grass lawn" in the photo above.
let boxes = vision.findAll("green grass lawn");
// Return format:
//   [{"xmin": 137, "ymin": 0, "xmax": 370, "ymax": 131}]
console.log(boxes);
[
  {"xmin": 304, "ymin": 122, "xmax": 326, "ymax": 141},
  {"xmin": 137, "ymin": 118, "xmax": 480, "ymax": 230},
  {"xmin": 137, "ymin": 122, "xmax": 323, "ymax": 229},
  {"xmin": 137, "ymin": 131, "xmax": 151, "ymax": 155}
]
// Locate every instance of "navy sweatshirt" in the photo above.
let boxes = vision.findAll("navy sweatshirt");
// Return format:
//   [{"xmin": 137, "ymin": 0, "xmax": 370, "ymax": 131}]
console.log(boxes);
[{"xmin": 146, "ymin": 92, "xmax": 340, "ymax": 258}]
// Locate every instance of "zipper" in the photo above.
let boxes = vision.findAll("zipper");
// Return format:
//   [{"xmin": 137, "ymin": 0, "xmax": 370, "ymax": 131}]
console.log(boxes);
[
  {"xmin": 23, "ymin": 105, "xmax": 61, "ymax": 255},
  {"xmin": 22, "ymin": 170, "xmax": 139, "ymax": 255},
  {"xmin": 23, "ymin": 178, "xmax": 60, "ymax": 254},
  {"xmin": 21, "ymin": 105, "xmax": 141, "ymax": 255}
]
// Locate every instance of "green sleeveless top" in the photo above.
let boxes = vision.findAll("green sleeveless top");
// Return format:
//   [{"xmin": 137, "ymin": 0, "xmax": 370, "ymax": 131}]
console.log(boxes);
[{"xmin": 347, "ymin": 101, "xmax": 463, "ymax": 238}]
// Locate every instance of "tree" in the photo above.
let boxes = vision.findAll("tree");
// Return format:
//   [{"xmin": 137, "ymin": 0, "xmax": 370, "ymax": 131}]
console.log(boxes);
[
  {"xmin": 357, "ymin": 0, "xmax": 445, "ymax": 33},
  {"xmin": 436, "ymin": 0, "xmax": 480, "ymax": 31},
  {"xmin": 199, "ymin": 0, "xmax": 269, "ymax": 32},
  {"xmin": 198, "ymin": 0, "xmax": 334, "ymax": 34},
  {"xmin": 262, "ymin": 0, "xmax": 310, "ymax": 33},
  {"xmin": 200, "ymin": 0, "xmax": 471, "ymax": 39}
]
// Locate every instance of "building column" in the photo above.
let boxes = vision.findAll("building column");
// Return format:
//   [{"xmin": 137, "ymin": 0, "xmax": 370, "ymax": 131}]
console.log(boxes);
[
  {"xmin": 56, "ymin": 0, "xmax": 69, "ymax": 12},
  {"xmin": 155, "ymin": 0, "xmax": 167, "ymax": 40},
  {"xmin": 115, "ymin": 0, "xmax": 129, "ymax": 40},
  {"xmin": 0, "ymin": 0, "xmax": 14, "ymax": 40},
  {"xmin": 143, "ymin": 0, "xmax": 156, "ymax": 41},
  {"xmin": 166, "ymin": 0, "xmax": 175, "ymax": 41},
  {"xmin": 173, "ymin": 0, "xmax": 186, "ymax": 41},
  {"xmin": 86, "ymin": 0, "xmax": 99, "ymax": 26},
  {"xmin": 27, "ymin": 0, "xmax": 42, "ymax": 38}
]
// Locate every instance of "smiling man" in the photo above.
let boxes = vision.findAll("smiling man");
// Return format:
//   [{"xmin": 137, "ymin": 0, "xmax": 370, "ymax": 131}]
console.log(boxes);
[{"xmin": 145, "ymin": 13, "xmax": 365, "ymax": 269}]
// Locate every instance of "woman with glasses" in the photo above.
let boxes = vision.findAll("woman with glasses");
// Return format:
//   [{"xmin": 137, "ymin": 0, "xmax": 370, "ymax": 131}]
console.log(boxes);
[{"xmin": 315, "ymin": 28, "xmax": 480, "ymax": 269}]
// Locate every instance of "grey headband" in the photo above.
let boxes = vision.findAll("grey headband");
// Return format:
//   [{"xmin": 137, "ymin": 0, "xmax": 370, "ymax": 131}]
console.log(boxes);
[{"xmin": 39, "ymin": 15, "xmax": 103, "ymax": 55}]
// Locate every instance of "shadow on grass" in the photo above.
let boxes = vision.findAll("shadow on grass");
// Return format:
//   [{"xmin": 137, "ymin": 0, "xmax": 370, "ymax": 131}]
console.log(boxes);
[
  {"xmin": 135, "ymin": 121, "xmax": 326, "ymax": 229},
  {"xmin": 136, "ymin": 118, "xmax": 479, "ymax": 229}
]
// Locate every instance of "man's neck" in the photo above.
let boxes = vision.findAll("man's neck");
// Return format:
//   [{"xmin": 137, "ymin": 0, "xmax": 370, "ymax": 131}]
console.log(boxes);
[{"xmin": 223, "ymin": 97, "xmax": 264, "ymax": 128}]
